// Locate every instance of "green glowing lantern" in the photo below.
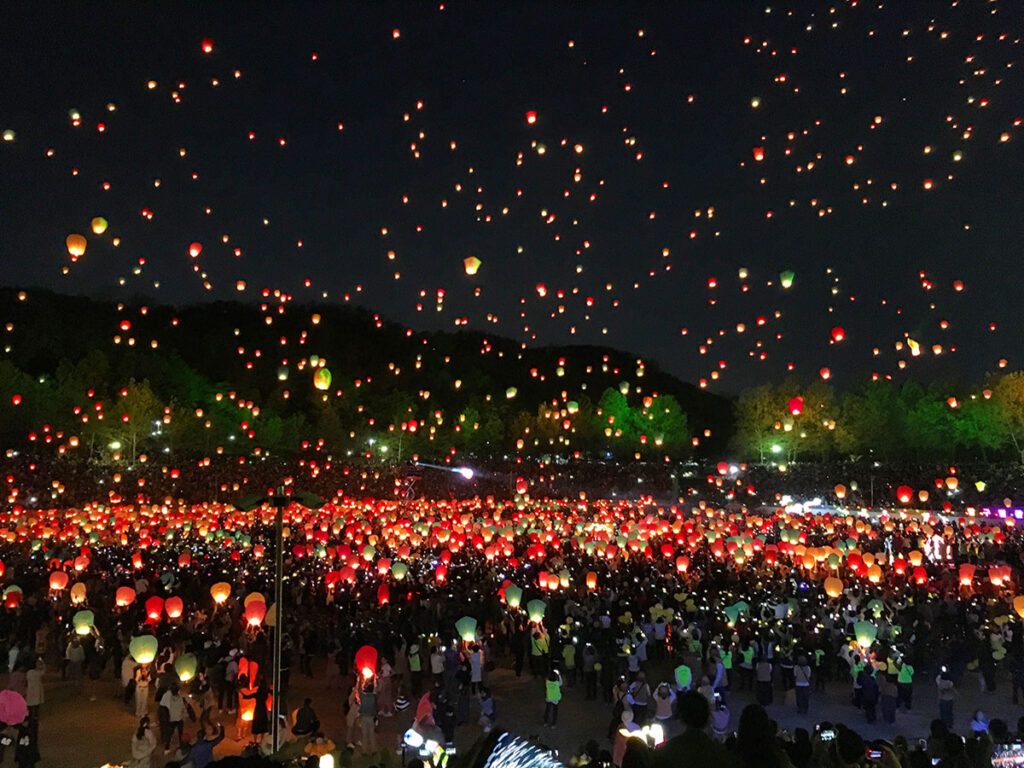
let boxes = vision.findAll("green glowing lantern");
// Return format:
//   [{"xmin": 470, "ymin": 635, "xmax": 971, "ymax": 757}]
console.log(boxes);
[
  {"xmin": 527, "ymin": 599, "xmax": 546, "ymax": 623},
  {"xmin": 455, "ymin": 616, "xmax": 478, "ymax": 643},
  {"xmin": 129, "ymin": 635, "xmax": 159, "ymax": 664},
  {"xmin": 72, "ymin": 610, "xmax": 95, "ymax": 636},
  {"xmin": 313, "ymin": 367, "xmax": 332, "ymax": 391},
  {"xmin": 780, "ymin": 270, "xmax": 795, "ymax": 289},
  {"xmin": 391, "ymin": 562, "xmax": 408, "ymax": 580},
  {"xmin": 853, "ymin": 621, "xmax": 877, "ymax": 649},
  {"xmin": 174, "ymin": 653, "xmax": 198, "ymax": 682},
  {"xmin": 504, "ymin": 585, "xmax": 523, "ymax": 609}
]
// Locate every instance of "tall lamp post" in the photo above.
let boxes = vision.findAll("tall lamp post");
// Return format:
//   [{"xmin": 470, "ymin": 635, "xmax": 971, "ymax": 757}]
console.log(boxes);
[{"xmin": 236, "ymin": 486, "xmax": 325, "ymax": 753}]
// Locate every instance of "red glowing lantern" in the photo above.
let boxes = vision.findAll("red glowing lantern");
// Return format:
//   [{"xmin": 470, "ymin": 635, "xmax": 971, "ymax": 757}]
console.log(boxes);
[
  {"xmin": 831, "ymin": 326, "xmax": 845, "ymax": 342},
  {"xmin": 244, "ymin": 600, "xmax": 267, "ymax": 627},
  {"xmin": 675, "ymin": 556, "xmax": 690, "ymax": 573},
  {"xmin": 116, "ymin": 586, "xmax": 136, "ymax": 607},
  {"xmin": 525, "ymin": 110, "xmax": 537, "ymax": 125},
  {"xmin": 177, "ymin": 552, "xmax": 191, "ymax": 568},
  {"xmin": 752, "ymin": 146, "xmax": 765, "ymax": 162},
  {"xmin": 165, "ymin": 596, "xmax": 184, "ymax": 619},
  {"xmin": 355, "ymin": 645, "xmax": 378, "ymax": 679},
  {"xmin": 896, "ymin": 486, "xmax": 913, "ymax": 504},
  {"xmin": 377, "ymin": 584, "xmax": 390, "ymax": 605},
  {"xmin": 145, "ymin": 596, "xmax": 164, "ymax": 622},
  {"xmin": 788, "ymin": 397, "xmax": 804, "ymax": 416}
]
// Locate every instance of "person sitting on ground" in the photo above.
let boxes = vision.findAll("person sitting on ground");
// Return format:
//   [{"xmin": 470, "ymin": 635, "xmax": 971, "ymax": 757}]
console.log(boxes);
[{"xmin": 292, "ymin": 698, "xmax": 319, "ymax": 737}]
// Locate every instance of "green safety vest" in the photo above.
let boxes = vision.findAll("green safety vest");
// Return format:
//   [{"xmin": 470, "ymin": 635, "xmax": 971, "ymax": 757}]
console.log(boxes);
[
  {"xmin": 689, "ymin": 639, "xmax": 702, "ymax": 654},
  {"xmin": 409, "ymin": 654, "xmax": 421, "ymax": 672},
  {"xmin": 675, "ymin": 665, "xmax": 691, "ymax": 688},
  {"xmin": 742, "ymin": 647, "xmax": 755, "ymax": 665},
  {"xmin": 898, "ymin": 664, "xmax": 914, "ymax": 684},
  {"xmin": 545, "ymin": 680, "xmax": 562, "ymax": 702},
  {"xmin": 562, "ymin": 645, "xmax": 576, "ymax": 668},
  {"xmin": 721, "ymin": 651, "xmax": 733, "ymax": 670},
  {"xmin": 852, "ymin": 662, "xmax": 865, "ymax": 681}
]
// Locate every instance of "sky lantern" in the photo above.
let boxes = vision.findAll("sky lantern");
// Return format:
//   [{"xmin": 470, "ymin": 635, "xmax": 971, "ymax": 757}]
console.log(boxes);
[
  {"xmin": 70, "ymin": 582, "xmax": 87, "ymax": 604},
  {"xmin": 1014, "ymin": 596, "xmax": 1024, "ymax": 620},
  {"xmin": 355, "ymin": 645, "xmax": 378, "ymax": 679},
  {"xmin": 788, "ymin": 397, "xmax": 804, "ymax": 416},
  {"xmin": 174, "ymin": 653, "xmax": 198, "ymax": 682},
  {"xmin": 115, "ymin": 586, "xmax": 136, "ymax": 607},
  {"xmin": 200, "ymin": 38, "xmax": 214, "ymax": 54},
  {"xmin": 210, "ymin": 582, "xmax": 231, "ymax": 604},
  {"xmin": 2, "ymin": 587, "xmax": 21, "ymax": 610},
  {"xmin": 824, "ymin": 577, "xmax": 843, "ymax": 598},
  {"xmin": 90, "ymin": 217, "xmax": 108, "ymax": 235},
  {"xmin": 463, "ymin": 256, "xmax": 481, "ymax": 275},
  {"xmin": 67, "ymin": 610, "xmax": 93, "ymax": 640},
  {"xmin": 586, "ymin": 571, "xmax": 598, "ymax": 590},
  {"xmin": 504, "ymin": 585, "xmax": 523, "ymax": 609},
  {"xmin": 65, "ymin": 234, "xmax": 87, "ymax": 261},
  {"xmin": 676, "ymin": 555, "xmax": 690, "ymax": 573},
  {"xmin": 48, "ymin": 571, "xmax": 69, "ymax": 592},
  {"xmin": 896, "ymin": 485, "xmax": 913, "ymax": 504},
  {"xmin": 506, "ymin": 387, "xmax": 517, "ymax": 399},
  {"xmin": 515, "ymin": 477, "xmax": 528, "ymax": 495},
  {"xmin": 391, "ymin": 561, "xmax": 408, "ymax": 580},
  {"xmin": 752, "ymin": 146, "xmax": 764, "ymax": 162},
  {"xmin": 913, "ymin": 566, "xmax": 927, "ymax": 585},
  {"xmin": 145, "ymin": 596, "xmax": 164, "ymax": 621},
  {"xmin": 244, "ymin": 599, "xmax": 267, "ymax": 626},
  {"xmin": 918, "ymin": 490, "xmax": 929, "ymax": 503},
  {"xmin": 188, "ymin": 242, "xmax": 202, "ymax": 258},
  {"xmin": 165, "ymin": 596, "xmax": 184, "ymax": 619},
  {"xmin": 853, "ymin": 620, "xmax": 877, "ymax": 649},
  {"xmin": 716, "ymin": 461, "xmax": 729, "ymax": 476},
  {"xmin": 830, "ymin": 326, "xmax": 845, "ymax": 342},
  {"xmin": 377, "ymin": 584, "xmax": 390, "ymax": 605},
  {"xmin": 546, "ymin": 573, "xmax": 560, "ymax": 591},
  {"xmin": 959, "ymin": 563, "xmax": 975, "ymax": 587},
  {"xmin": 834, "ymin": 484, "xmax": 846, "ymax": 500},
  {"xmin": 525, "ymin": 110, "xmax": 537, "ymax": 124},
  {"xmin": 313, "ymin": 367, "xmax": 332, "ymax": 390},
  {"xmin": 527, "ymin": 599, "xmax": 546, "ymax": 623},
  {"xmin": 435, "ymin": 563, "xmax": 447, "ymax": 583},
  {"xmin": 867, "ymin": 564, "xmax": 882, "ymax": 583},
  {"xmin": 779, "ymin": 270, "xmax": 795, "ymax": 289},
  {"xmin": 129, "ymin": 635, "xmax": 158, "ymax": 665},
  {"xmin": 819, "ymin": 367, "xmax": 831, "ymax": 380},
  {"xmin": 945, "ymin": 476, "xmax": 958, "ymax": 490},
  {"xmin": 456, "ymin": 616, "xmax": 478, "ymax": 642}
]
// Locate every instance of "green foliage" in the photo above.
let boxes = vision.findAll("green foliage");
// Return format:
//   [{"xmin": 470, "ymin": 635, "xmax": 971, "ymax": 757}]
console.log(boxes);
[{"xmin": 732, "ymin": 376, "xmax": 1016, "ymax": 463}]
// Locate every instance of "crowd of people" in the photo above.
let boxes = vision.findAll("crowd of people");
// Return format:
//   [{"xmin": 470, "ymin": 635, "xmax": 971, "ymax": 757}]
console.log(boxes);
[{"xmin": 0, "ymin": 455, "xmax": 1022, "ymax": 767}]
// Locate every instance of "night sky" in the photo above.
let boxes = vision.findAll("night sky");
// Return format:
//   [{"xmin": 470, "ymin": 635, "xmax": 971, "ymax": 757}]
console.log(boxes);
[{"xmin": 1, "ymin": 1, "xmax": 1022, "ymax": 393}]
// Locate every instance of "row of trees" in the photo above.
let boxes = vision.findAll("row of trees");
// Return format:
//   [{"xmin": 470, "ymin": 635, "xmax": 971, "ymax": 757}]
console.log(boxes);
[
  {"xmin": 730, "ymin": 374, "xmax": 1024, "ymax": 463},
  {"xmin": 0, "ymin": 350, "xmax": 688, "ymax": 463}
]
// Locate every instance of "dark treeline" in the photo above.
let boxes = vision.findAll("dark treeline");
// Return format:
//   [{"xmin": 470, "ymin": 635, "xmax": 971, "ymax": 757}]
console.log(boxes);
[{"xmin": 0, "ymin": 289, "xmax": 729, "ymax": 463}]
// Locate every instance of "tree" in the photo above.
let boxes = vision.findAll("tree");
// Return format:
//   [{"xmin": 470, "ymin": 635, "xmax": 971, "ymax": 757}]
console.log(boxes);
[
  {"xmin": 992, "ymin": 372, "xmax": 1024, "ymax": 464},
  {"xmin": 837, "ymin": 380, "xmax": 905, "ymax": 460},
  {"xmin": 731, "ymin": 384, "xmax": 789, "ymax": 462},
  {"xmin": 113, "ymin": 379, "xmax": 162, "ymax": 462}
]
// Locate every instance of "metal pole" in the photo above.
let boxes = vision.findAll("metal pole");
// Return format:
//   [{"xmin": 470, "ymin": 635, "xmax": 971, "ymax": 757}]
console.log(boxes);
[{"xmin": 272, "ymin": 489, "xmax": 284, "ymax": 754}]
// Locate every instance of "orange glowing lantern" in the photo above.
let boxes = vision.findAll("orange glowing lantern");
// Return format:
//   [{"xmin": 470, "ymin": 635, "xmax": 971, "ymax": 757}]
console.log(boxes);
[
  {"xmin": 210, "ymin": 582, "xmax": 231, "ymax": 604},
  {"xmin": 824, "ymin": 577, "xmax": 843, "ymax": 598},
  {"xmin": 116, "ymin": 586, "xmax": 136, "ymax": 607},
  {"xmin": 48, "ymin": 571, "xmax": 69, "ymax": 592},
  {"xmin": 586, "ymin": 571, "xmax": 598, "ymax": 590}
]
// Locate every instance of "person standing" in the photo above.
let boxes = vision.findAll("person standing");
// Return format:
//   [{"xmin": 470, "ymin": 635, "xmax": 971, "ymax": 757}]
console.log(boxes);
[
  {"xmin": 880, "ymin": 676, "xmax": 898, "ymax": 724},
  {"xmin": 158, "ymin": 684, "xmax": 189, "ymax": 751},
  {"xmin": 561, "ymin": 641, "xmax": 576, "ymax": 688},
  {"xmin": 937, "ymin": 668, "xmax": 956, "ymax": 728},
  {"xmin": 755, "ymin": 657, "xmax": 773, "ymax": 706},
  {"xmin": 859, "ymin": 667, "xmax": 880, "ymax": 723},
  {"xmin": 24, "ymin": 660, "xmax": 43, "ymax": 721},
  {"xmin": 897, "ymin": 659, "xmax": 914, "ymax": 711},
  {"xmin": 739, "ymin": 641, "xmax": 756, "ymax": 691},
  {"xmin": 358, "ymin": 681, "xmax": 377, "ymax": 752},
  {"xmin": 543, "ymin": 669, "xmax": 562, "ymax": 728},
  {"xmin": 793, "ymin": 655, "xmax": 812, "ymax": 714},
  {"xmin": 583, "ymin": 644, "xmax": 598, "ymax": 700},
  {"xmin": 408, "ymin": 643, "xmax": 423, "ymax": 697},
  {"xmin": 134, "ymin": 664, "xmax": 152, "ymax": 718}
]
